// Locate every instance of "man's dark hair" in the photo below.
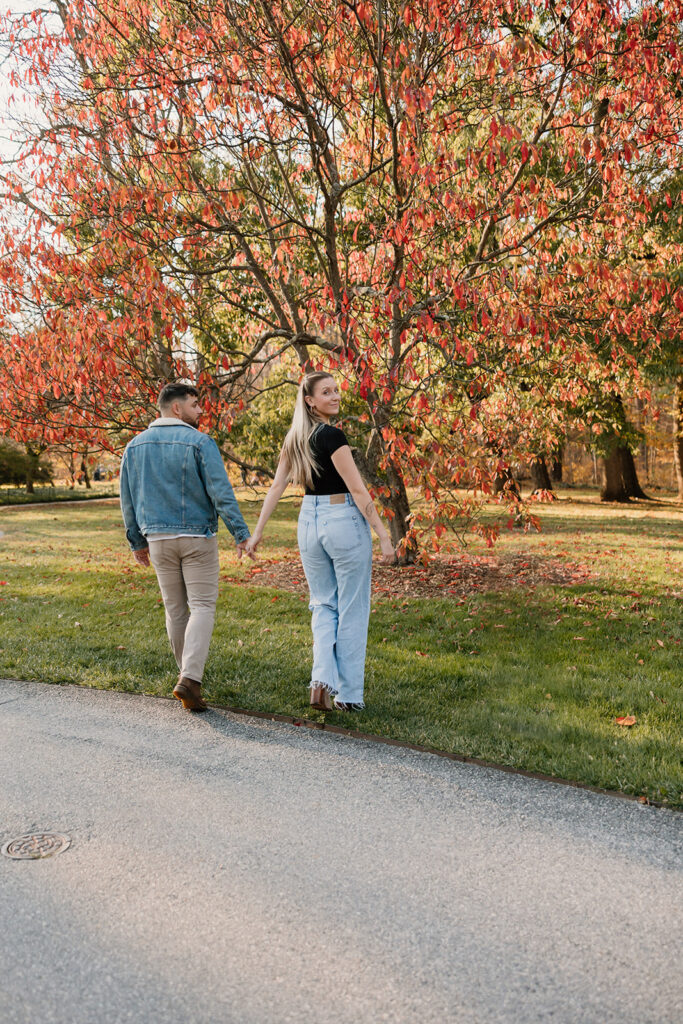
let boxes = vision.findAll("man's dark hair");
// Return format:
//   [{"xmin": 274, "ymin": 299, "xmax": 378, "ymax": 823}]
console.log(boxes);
[{"xmin": 158, "ymin": 382, "xmax": 200, "ymax": 410}]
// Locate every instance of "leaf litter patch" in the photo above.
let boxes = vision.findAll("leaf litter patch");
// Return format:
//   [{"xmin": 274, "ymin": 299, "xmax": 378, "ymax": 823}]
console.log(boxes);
[{"xmin": 236, "ymin": 554, "xmax": 598, "ymax": 600}]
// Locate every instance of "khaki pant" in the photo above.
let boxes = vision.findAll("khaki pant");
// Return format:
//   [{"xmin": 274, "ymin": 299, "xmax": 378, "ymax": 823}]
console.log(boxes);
[{"xmin": 148, "ymin": 536, "xmax": 220, "ymax": 683}]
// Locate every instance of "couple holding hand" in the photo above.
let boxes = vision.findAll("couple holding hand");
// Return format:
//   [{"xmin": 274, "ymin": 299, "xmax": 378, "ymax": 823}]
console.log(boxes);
[{"xmin": 120, "ymin": 374, "xmax": 396, "ymax": 714}]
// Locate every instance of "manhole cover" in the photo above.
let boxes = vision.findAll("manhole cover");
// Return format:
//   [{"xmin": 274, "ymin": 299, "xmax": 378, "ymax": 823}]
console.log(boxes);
[{"xmin": 1, "ymin": 833, "xmax": 71, "ymax": 860}]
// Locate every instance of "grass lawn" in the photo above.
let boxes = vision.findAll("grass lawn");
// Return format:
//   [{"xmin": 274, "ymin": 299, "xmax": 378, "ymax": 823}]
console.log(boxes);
[
  {"xmin": 0, "ymin": 481, "xmax": 119, "ymax": 505},
  {"xmin": 1, "ymin": 489, "xmax": 681, "ymax": 807}
]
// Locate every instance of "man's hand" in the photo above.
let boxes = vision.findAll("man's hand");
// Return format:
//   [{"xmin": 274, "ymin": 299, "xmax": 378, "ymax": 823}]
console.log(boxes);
[
  {"xmin": 133, "ymin": 547, "xmax": 150, "ymax": 567},
  {"xmin": 236, "ymin": 539, "xmax": 257, "ymax": 561}
]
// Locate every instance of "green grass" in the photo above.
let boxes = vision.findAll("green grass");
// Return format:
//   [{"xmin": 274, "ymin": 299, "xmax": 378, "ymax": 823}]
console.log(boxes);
[
  {"xmin": 0, "ymin": 482, "xmax": 119, "ymax": 505},
  {"xmin": 0, "ymin": 490, "xmax": 681, "ymax": 806}
]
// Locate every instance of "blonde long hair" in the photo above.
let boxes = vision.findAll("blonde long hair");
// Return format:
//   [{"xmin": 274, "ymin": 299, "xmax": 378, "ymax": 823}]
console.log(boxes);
[{"xmin": 281, "ymin": 372, "xmax": 334, "ymax": 489}]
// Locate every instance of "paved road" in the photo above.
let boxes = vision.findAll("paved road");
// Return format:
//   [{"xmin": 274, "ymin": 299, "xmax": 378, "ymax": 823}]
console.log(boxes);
[{"xmin": 1, "ymin": 679, "xmax": 681, "ymax": 1024}]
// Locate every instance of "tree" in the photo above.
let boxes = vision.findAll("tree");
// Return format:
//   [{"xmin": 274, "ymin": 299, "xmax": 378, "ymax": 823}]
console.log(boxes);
[
  {"xmin": 0, "ymin": 438, "xmax": 52, "ymax": 490},
  {"xmin": 675, "ymin": 377, "xmax": 683, "ymax": 501},
  {"xmin": 2, "ymin": 1, "xmax": 683, "ymax": 552}
]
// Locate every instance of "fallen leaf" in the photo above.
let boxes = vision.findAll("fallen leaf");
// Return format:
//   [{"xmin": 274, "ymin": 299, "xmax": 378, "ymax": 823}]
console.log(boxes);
[
  {"xmin": 656, "ymin": 639, "xmax": 664, "ymax": 648},
  {"xmin": 615, "ymin": 715, "xmax": 636, "ymax": 727}
]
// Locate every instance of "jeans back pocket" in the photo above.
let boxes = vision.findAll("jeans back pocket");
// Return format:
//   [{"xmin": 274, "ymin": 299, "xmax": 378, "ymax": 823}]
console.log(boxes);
[
  {"xmin": 297, "ymin": 517, "xmax": 310, "ymax": 553},
  {"xmin": 323, "ymin": 511, "xmax": 363, "ymax": 557}
]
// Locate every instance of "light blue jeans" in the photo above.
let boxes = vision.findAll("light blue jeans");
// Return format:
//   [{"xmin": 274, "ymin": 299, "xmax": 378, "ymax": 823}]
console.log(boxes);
[{"xmin": 298, "ymin": 494, "xmax": 373, "ymax": 703}]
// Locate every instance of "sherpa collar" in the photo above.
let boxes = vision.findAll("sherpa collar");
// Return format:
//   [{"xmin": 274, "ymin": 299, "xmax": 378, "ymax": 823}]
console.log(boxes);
[{"xmin": 148, "ymin": 417, "xmax": 197, "ymax": 429}]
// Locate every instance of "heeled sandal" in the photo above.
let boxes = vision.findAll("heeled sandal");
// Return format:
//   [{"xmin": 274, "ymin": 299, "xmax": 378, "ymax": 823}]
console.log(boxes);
[{"xmin": 309, "ymin": 683, "xmax": 334, "ymax": 711}]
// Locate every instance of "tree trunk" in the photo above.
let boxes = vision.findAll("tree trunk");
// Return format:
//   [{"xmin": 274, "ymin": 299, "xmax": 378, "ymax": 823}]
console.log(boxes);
[
  {"xmin": 354, "ymin": 430, "xmax": 417, "ymax": 564},
  {"xmin": 24, "ymin": 448, "xmax": 41, "ymax": 493},
  {"xmin": 601, "ymin": 444, "xmax": 649, "ymax": 501},
  {"xmin": 80, "ymin": 457, "xmax": 91, "ymax": 489},
  {"xmin": 636, "ymin": 396, "xmax": 649, "ymax": 483},
  {"xmin": 674, "ymin": 376, "xmax": 683, "ymax": 502},
  {"xmin": 382, "ymin": 460, "xmax": 415, "ymax": 559},
  {"xmin": 493, "ymin": 468, "xmax": 521, "ymax": 499},
  {"xmin": 618, "ymin": 446, "xmax": 648, "ymax": 499},
  {"xmin": 550, "ymin": 447, "xmax": 563, "ymax": 483},
  {"xmin": 530, "ymin": 456, "xmax": 554, "ymax": 494},
  {"xmin": 601, "ymin": 447, "xmax": 629, "ymax": 501},
  {"xmin": 600, "ymin": 393, "xmax": 649, "ymax": 502}
]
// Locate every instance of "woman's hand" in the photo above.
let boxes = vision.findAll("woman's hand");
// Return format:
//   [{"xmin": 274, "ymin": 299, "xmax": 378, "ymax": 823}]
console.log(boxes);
[{"xmin": 379, "ymin": 537, "xmax": 397, "ymax": 565}]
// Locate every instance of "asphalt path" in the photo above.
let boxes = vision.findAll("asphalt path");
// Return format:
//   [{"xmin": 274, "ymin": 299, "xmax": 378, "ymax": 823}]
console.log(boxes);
[{"xmin": 1, "ymin": 679, "xmax": 681, "ymax": 1024}]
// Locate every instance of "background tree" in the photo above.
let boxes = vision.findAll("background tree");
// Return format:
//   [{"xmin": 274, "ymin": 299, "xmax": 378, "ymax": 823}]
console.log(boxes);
[
  {"xmin": 0, "ymin": 437, "xmax": 52, "ymax": 490},
  {"xmin": 1, "ymin": 0, "xmax": 682, "ymax": 552}
]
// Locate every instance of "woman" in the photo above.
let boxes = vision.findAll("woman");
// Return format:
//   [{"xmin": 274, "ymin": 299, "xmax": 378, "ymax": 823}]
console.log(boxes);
[{"xmin": 245, "ymin": 372, "xmax": 396, "ymax": 711}]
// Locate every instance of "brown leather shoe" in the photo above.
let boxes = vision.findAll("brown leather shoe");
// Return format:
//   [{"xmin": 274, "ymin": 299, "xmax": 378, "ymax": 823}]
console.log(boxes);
[{"xmin": 173, "ymin": 676, "xmax": 208, "ymax": 712}]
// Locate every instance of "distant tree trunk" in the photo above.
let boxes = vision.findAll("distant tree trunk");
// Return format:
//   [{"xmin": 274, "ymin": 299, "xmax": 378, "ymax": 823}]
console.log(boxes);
[
  {"xmin": 601, "ymin": 448, "xmax": 629, "ymax": 501},
  {"xmin": 601, "ymin": 444, "xmax": 649, "ymax": 501},
  {"xmin": 674, "ymin": 376, "xmax": 683, "ymax": 502},
  {"xmin": 530, "ymin": 456, "xmax": 554, "ymax": 494},
  {"xmin": 24, "ymin": 447, "xmax": 41, "ymax": 493},
  {"xmin": 600, "ymin": 394, "xmax": 649, "ymax": 502},
  {"xmin": 618, "ymin": 446, "xmax": 649, "ymax": 499},
  {"xmin": 636, "ymin": 396, "xmax": 649, "ymax": 483},
  {"xmin": 493, "ymin": 468, "xmax": 521, "ymax": 499},
  {"xmin": 80, "ymin": 456, "xmax": 91, "ymax": 489},
  {"xmin": 550, "ymin": 447, "xmax": 563, "ymax": 483}
]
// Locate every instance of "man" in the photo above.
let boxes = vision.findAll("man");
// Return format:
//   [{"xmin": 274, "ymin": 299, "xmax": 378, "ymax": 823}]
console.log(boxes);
[{"xmin": 120, "ymin": 382, "xmax": 253, "ymax": 712}]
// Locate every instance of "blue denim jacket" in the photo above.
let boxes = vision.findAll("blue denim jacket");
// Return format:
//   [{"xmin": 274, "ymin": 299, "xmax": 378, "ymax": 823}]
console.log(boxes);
[{"xmin": 120, "ymin": 419, "xmax": 250, "ymax": 550}]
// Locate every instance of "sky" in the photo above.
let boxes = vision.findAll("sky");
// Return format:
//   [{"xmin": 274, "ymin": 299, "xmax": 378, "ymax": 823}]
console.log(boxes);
[{"xmin": 0, "ymin": 0, "xmax": 45, "ymax": 164}]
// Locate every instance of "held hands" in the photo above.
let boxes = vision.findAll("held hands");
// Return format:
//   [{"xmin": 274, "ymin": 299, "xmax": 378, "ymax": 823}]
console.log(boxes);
[
  {"xmin": 242, "ymin": 532, "xmax": 261, "ymax": 558},
  {"xmin": 237, "ymin": 535, "xmax": 259, "ymax": 561}
]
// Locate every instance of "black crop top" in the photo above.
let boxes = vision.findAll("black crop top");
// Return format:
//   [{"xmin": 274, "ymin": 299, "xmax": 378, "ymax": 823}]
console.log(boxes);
[{"xmin": 306, "ymin": 424, "xmax": 350, "ymax": 495}]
